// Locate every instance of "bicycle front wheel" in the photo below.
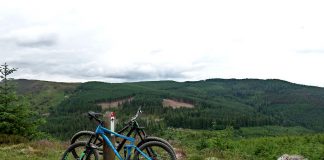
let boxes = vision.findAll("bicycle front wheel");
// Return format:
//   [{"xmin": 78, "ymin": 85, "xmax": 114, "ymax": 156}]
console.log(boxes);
[
  {"xmin": 133, "ymin": 141, "xmax": 176, "ymax": 160},
  {"xmin": 70, "ymin": 130, "xmax": 103, "ymax": 156},
  {"xmin": 61, "ymin": 141, "xmax": 99, "ymax": 160},
  {"xmin": 70, "ymin": 131, "xmax": 103, "ymax": 146}
]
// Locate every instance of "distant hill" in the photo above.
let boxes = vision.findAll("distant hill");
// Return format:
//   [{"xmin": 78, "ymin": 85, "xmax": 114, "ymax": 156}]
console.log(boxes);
[
  {"xmin": 14, "ymin": 78, "xmax": 324, "ymax": 139},
  {"xmin": 14, "ymin": 79, "xmax": 80, "ymax": 114}
]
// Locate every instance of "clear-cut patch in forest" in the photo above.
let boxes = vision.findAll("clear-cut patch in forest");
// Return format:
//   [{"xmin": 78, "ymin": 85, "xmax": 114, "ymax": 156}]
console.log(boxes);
[
  {"xmin": 162, "ymin": 99, "xmax": 194, "ymax": 109},
  {"xmin": 97, "ymin": 97, "xmax": 134, "ymax": 109}
]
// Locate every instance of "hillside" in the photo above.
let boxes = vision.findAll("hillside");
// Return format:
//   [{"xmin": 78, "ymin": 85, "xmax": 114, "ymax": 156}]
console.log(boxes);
[
  {"xmin": 14, "ymin": 79, "xmax": 80, "ymax": 114},
  {"xmin": 14, "ymin": 78, "xmax": 324, "ymax": 139}
]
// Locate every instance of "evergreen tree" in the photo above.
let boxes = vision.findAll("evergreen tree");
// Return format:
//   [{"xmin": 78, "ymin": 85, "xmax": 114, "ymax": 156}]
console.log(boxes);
[{"xmin": 0, "ymin": 63, "xmax": 41, "ymax": 138}]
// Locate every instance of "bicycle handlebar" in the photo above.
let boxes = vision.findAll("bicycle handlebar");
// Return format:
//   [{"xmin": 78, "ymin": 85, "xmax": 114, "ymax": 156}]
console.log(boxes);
[
  {"xmin": 124, "ymin": 107, "xmax": 142, "ymax": 125},
  {"xmin": 131, "ymin": 107, "xmax": 142, "ymax": 121}
]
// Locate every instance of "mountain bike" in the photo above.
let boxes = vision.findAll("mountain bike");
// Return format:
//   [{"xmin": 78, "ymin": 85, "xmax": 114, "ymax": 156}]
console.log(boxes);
[
  {"xmin": 61, "ymin": 111, "xmax": 176, "ymax": 160},
  {"xmin": 70, "ymin": 108, "xmax": 175, "ymax": 156}
]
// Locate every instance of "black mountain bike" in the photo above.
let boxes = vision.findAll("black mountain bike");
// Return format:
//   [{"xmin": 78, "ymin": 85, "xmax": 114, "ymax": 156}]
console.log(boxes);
[{"xmin": 70, "ymin": 107, "xmax": 175, "ymax": 156}]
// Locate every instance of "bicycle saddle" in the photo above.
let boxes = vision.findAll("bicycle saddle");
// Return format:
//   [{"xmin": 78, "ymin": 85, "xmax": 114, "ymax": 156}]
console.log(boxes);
[{"xmin": 88, "ymin": 111, "xmax": 102, "ymax": 119}]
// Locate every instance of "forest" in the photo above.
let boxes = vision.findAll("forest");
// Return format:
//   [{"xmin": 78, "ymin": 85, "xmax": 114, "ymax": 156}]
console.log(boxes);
[
  {"xmin": 12, "ymin": 78, "xmax": 324, "ymax": 139},
  {"xmin": 1, "ymin": 76, "xmax": 324, "ymax": 159},
  {"xmin": 1, "ymin": 61, "xmax": 323, "ymax": 159}
]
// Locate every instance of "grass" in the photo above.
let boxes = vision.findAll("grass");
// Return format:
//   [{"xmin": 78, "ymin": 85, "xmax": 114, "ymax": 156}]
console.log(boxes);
[
  {"xmin": 1, "ymin": 127, "xmax": 323, "ymax": 160},
  {"xmin": 0, "ymin": 140, "xmax": 67, "ymax": 160},
  {"xmin": 162, "ymin": 127, "xmax": 324, "ymax": 160},
  {"xmin": 236, "ymin": 125, "xmax": 315, "ymax": 138}
]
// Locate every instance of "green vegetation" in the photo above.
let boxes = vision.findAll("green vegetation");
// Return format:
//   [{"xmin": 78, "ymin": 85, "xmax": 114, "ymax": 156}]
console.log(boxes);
[
  {"xmin": 236, "ymin": 126, "xmax": 315, "ymax": 138},
  {"xmin": 0, "ymin": 63, "xmax": 43, "ymax": 139},
  {"xmin": 14, "ymin": 79, "xmax": 79, "ymax": 114},
  {"xmin": 2, "ymin": 77, "xmax": 323, "ymax": 159},
  {"xmin": 163, "ymin": 128, "xmax": 324, "ymax": 160},
  {"xmin": 32, "ymin": 79, "xmax": 324, "ymax": 139},
  {"xmin": 0, "ymin": 140, "xmax": 66, "ymax": 160},
  {"xmin": 1, "ymin": 128, "xmax": 323, "ymax": 160}
]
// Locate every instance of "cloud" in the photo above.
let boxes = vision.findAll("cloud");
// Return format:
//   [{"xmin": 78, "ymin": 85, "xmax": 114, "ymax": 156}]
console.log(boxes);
[
  {"xmin": 149, "ymin": 49, "xmax": 163, "ymax": 55},
  {"xmin": 297, "ymin": 49, "xmax": 324, "ymax": 54},
  {"xmin": 1, "ymin": 0, "xmax": 324, "ymax": 87},
  {"xmin": 15, "ymin": 34, "xmax": 57, "ymax": 47},
  {"xmin": 102, "ymin": 68, "xmax": 188, "ymax": 81},
  {"xmin": 0, "ymin": 26, "xmax": 58, "ymax": 48},
  {"xmin": 9, "ymin": 59, "xmax": 193, "ymax": 82}
]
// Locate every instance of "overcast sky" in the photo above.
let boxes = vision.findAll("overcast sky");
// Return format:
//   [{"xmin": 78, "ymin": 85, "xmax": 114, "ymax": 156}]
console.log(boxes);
[{"xmin": 1, "ymin": 0, "xmax": 324, "ymax": 87}]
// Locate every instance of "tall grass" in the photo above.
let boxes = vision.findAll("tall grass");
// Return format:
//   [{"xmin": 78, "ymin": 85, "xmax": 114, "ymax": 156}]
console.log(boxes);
[{"xmin": 0, "ymin": 140, "xmax": 67, "ymax": 160}]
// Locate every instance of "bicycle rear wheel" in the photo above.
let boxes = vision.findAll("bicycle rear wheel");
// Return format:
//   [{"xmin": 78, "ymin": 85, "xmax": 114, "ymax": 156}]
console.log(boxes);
[
  {"xmin": 61, "ymin": 141, "xmax": 99, "ymax": 160},
  {"xmin": 133, "ymin": 141, "xmax": 176, "ymax": 160},
  {"xmin": 137, "ymin": 136, "xmax": 176, "ymax": 155}
]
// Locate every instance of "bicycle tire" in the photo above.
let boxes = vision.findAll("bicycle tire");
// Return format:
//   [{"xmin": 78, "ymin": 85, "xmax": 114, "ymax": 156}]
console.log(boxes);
[
  {"xmin": 61, "ymin": 141, "xmax": 99, "ymax": 160},
  {"xmin": 133, "ymin": 141, "xmax": 176, "ymax": 160},
  {"xmin": 70, "ymin": 131, "xmax": 103, "ymax": 157},
  {"xmin": 71, "ymin": 131, "xmax": 176, "ymax": 156},
  {"xmin": 137, "ymin": 136, "xmax": 176, "ymax": 155},
  {"xmin": 71, "ymin": 131, "xmax": 103, "ymax": 146}
]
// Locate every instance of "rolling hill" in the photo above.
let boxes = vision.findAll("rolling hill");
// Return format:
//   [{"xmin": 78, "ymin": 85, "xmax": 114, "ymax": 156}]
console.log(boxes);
[
  {"xmin": 14, "ymin": 79, "xmax": 80, "ymax": 114},
  {"xmin": 14, "ymin": 78, "xmax": 324, "ymax": 139}
]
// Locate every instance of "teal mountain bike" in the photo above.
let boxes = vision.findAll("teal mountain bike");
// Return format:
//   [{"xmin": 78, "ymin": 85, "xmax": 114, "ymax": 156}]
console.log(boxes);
[
  {"xmin": 70, "ymin": 108, "xmax": 175, "ymax": 156},
  {"xmin": 61, "ymin": 111, "xmax": 176, "ymax": 160}
]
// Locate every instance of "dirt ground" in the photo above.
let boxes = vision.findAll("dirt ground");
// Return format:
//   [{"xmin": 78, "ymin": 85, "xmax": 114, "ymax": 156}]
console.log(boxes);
[
  {"xmin": 97, "ymin": 97, "xmax": 134, "ymax": 110},
  {"xmin": 162, "ymin": 99, "xmax": 194, "ymax": 109}
]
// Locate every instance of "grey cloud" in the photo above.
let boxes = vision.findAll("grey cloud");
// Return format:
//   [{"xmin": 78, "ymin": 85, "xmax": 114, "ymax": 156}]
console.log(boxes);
[
  {"xmin": 149, "ymin": 49, "xmax": 163, "ymax": 55},
  {"xmin": 14, "ymin": 34, "xmax": 57, "ymax": 48},
  {"xmin": 0, "ymin": 25, "xmax": 58, "ymax": 48},
  {"xmin": 68, "ymin": 63, "xmax": 189, "ymax": 81},
  {"xmin": 297, "ymin": 49, "xmax": 324, "ymax": 54},
  {"xmin": 101, "ymin": 69, "xmax": 187, "ymax": 81},
  {"xmin": 15, "ymin": 36, "xmax": 57, "ymax": 47},
  {"xmin": 9, "ymin": 58, "xmax": 191, "ymax": 82},
  {"xmin": 103, "ymin": 71, "xmax": 154, "ymax": 80},
  {"xmin": 9, "ymin": 54, "xmax": 85, "ymax": 73}
]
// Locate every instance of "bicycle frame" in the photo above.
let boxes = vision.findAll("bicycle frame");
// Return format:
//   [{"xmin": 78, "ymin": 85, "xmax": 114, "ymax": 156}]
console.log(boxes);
[
  {"xmin": 116, "ymin": 121, "xmax": 147, "ymax": 151},
  {"xmin": 95, "ymin": 124, "xmax": 152, "ymax": 160}
]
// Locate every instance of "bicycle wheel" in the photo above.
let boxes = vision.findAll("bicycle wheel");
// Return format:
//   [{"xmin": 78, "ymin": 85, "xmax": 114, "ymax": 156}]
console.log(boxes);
[
  {"xmin": 133, "ymin": 141, "xmax": 176, "ymax": 160},
  {"xmin": 71, "ymin": 131, "xmax": 103, "ymax": 156},
  {"xmin": 61, "ymin": 141, "xmax": 99, "ymax": 160},
  {"xmin": 137, "ymin": 136, "xmax": 176, "ymax": 155},
  {"xmin": 71, "ymin": 131, "xmax": 103, "ymax": 146}
]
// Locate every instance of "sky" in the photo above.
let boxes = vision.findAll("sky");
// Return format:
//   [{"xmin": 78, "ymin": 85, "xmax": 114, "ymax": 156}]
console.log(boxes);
[{"xmin": 1, "ymin": 0, "xmax": 324, "ymax": 87}]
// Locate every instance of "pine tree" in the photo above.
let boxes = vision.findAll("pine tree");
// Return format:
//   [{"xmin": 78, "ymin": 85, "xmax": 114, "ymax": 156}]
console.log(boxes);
[
  {"xmin": 0, "ymin": 63, "xmax": 17, "ymax": 107},
  {"xmin": 0, "ymin": 63, "xmax": 41, "ymax": 138}
]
